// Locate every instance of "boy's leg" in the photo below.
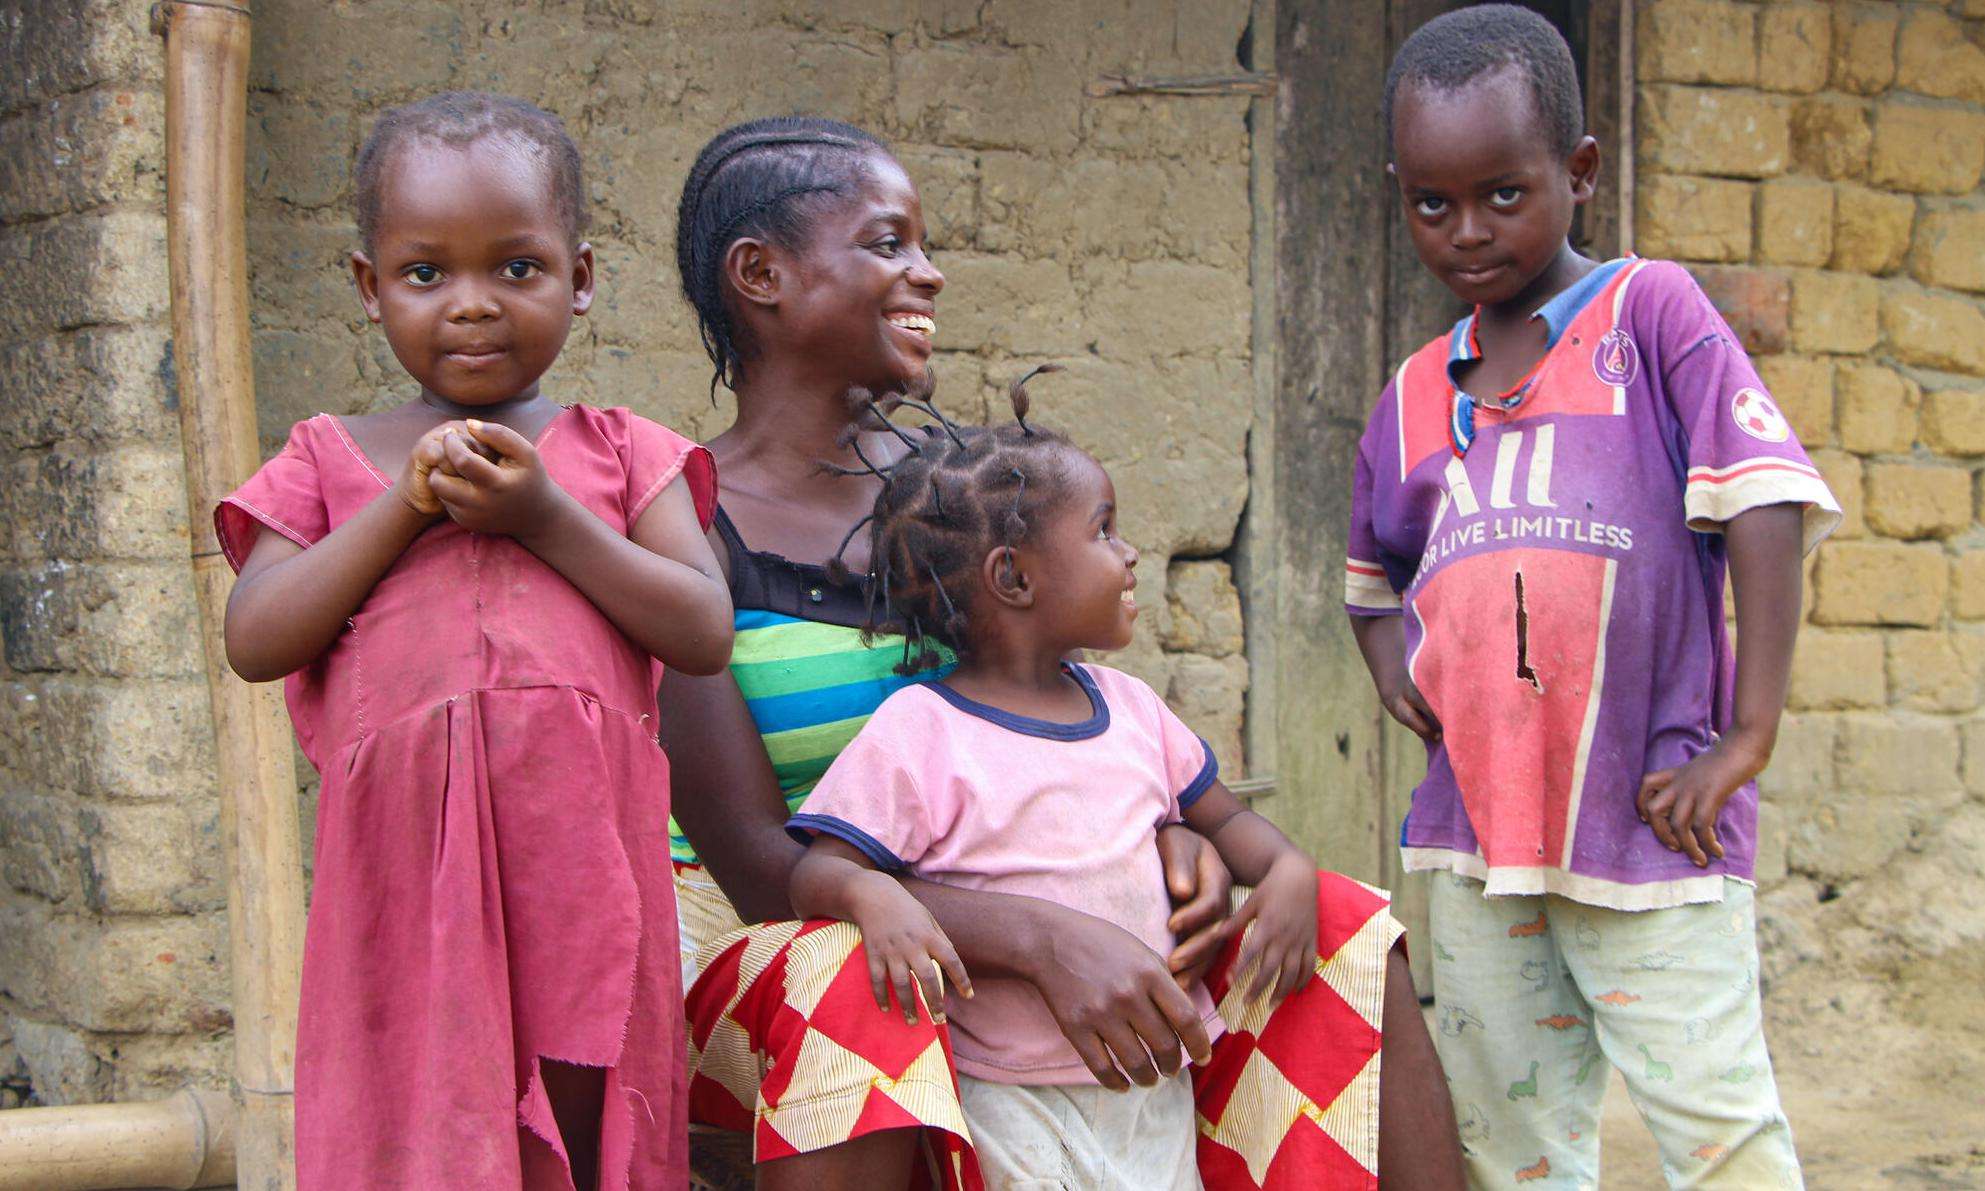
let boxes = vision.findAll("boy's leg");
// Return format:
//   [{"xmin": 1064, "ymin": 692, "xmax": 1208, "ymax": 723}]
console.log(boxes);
[
  {"xmin": 1554, "ymin": 881, "xmax": 1802, "ymax": 1190},
  {"xmin": 1428, "ymin": 871, "xmax": 1607, "ymax": 1189}
]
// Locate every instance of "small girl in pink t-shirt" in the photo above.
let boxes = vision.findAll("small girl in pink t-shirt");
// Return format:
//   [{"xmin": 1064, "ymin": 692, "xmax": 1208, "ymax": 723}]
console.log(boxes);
[{"xmin": 787, "ymin": 373, "xmax": 1322, "ymax": 1188}]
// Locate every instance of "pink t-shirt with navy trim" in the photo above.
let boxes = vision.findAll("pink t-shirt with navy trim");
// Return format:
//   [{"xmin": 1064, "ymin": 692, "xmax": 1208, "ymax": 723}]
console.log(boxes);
[{"xmin": 790, "ymin": 662, "xmax": 1224, "ymax": 1085}]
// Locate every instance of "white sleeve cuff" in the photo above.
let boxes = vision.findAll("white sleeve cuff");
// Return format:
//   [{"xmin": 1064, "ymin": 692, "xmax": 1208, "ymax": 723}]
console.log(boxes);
[
  {"xmin": 1345, "ymin": 558, "xmax": 1403, "ymax": 612},
  {"xmin": 1684, "ymin": 459, "xmax": 1842, "ymax": 555}
]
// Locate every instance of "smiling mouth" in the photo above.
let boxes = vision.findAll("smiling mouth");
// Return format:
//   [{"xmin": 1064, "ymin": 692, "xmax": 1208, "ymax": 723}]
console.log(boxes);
[{"xmin": 886, "ymin": 313, "xmax": 936, "ymax": 339}]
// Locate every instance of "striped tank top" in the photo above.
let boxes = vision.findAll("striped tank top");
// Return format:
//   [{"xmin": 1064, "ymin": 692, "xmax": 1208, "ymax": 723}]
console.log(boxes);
[{"xmin": 667, "ymin": 509, "xmax": 953, "ymax": 864}]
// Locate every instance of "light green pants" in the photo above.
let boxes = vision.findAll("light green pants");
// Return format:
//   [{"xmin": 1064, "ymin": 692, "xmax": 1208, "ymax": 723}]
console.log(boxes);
[{"xmin": 1427, "ymin": 872, "xmax": 1802, "ymax": 1190}]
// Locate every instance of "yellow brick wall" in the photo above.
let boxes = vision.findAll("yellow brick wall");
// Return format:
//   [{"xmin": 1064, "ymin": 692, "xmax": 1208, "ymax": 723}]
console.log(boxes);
[{"xmin": 1636, "ymin": 0, "xmax": 1985, "ymax": 1009}]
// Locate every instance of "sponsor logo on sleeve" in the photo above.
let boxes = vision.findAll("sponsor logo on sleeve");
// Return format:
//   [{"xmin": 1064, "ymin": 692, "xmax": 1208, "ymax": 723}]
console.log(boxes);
[
  {"xmin": 1592, "ymin": 328, "xmax": 1639, "ymax": 387},
  {"xmin": 1731, "ymin": 386, "xmax": 1791, "ymax": 442}
]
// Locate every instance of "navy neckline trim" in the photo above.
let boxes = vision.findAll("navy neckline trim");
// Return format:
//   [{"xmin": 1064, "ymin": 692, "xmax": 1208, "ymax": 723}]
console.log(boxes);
[{"xmin": 927, "ymin": 663, "xmax": 1111, "ymax": 741}]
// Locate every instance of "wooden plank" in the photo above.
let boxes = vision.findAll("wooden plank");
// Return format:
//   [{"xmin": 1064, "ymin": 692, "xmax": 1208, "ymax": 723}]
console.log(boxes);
[
  {"xmin": 1263, "ymin": 0, "xmax": 1395, "ymax": 879},
  {"xmin": 1237, "ymin": 0, "xmax": 1283, "ymax": 792},
  {"xmin": 1582, "ymin": 0, "xmax": 1627, "ymax": 258}
]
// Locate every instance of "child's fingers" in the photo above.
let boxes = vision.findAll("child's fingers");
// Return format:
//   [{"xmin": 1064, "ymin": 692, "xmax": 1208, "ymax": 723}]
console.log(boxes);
[
  {"xmin": 443, "ymin": 432, "xmax": 505, "ymax": 487},
  {"xmin": 427, "ymin": 470, "xmax": 474, "ymax": 508},
  {"xmin": 1404, "ymin": 686, "xmax": 1443, "ymax": 739},
  {"xmin": 866, "ymin": 952, "xmax": 891, "ymax": 1015},
  {"xmin": 1248, "ymin": 943, "xmax": 1281, "ymax": 1004},
  {"xmin": 1687, "ymin": 799, "xmax": 1724, "ymax": 866},
  {"xmin": 1273, "ymin": 944, "xmax": 1306, "ymax": 1006},
  {"xmin": 1670, "ymin": 794, "xmax": 1709, "ymax": 866},
  {"xmin": 935, "ymin": 938, "xmax": 973, "ymax": 1001},
  {"xmin": 912, "ymin": 956, "xmax": 947, "ymax": 1023},
  {"xmin": 887, "ymin": 956, "xmax": 920, "ymax": 1025},
  {"xmin": 1287, "ymin": 936, "xmax": 1318, "ymax": 997},
  {"xmin": 1157, "ymin": 829, "xmax": 1202, "ymax": 902},
  {"xmin": 1166, "ymin": 854, "xmax": 1228, "ymax": 938},
  {"xmin": 1636, "ymin": 769, "xmax": 1676, "ymax": 822},
  {"xmin": 1165, "ymin": 918, "xmax": 1229, "ymax": 976},
  {"xmin": 464, "ymin": 417, "xmax": 532, "ymax": 462}
]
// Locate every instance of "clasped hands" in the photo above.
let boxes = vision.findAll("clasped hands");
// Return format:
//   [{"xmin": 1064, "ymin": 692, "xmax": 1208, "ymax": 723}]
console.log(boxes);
[{"xmin": 397, "ymin": 418, "xmax": 563, "ymax": 541}]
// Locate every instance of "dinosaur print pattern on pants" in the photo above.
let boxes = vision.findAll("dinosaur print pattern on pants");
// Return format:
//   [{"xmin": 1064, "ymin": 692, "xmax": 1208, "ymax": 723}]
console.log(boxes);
[{"xmin": 1427, "ymin": 873, "xmax": 1802, "ymax": 1190}]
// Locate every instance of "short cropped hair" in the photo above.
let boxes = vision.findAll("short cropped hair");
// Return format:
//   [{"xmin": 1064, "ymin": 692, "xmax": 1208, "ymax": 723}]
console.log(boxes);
[
  {"xmin": 1382, "ymin": 5, "xmax": 1584, "ymax": 157},
  {"xmin": 354, "ymin": 91, "xmax": 587, "ymax": 252}
]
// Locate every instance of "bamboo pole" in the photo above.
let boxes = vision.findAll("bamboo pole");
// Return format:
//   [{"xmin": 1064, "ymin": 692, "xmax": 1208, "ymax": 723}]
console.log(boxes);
[
  {"xmin": 0, "ymin": 1089, "xmax": 234, "ymax": 1191},
  {"xmin": 156, "ymin": 2, "xmax": 306, "ymax": 1188}
]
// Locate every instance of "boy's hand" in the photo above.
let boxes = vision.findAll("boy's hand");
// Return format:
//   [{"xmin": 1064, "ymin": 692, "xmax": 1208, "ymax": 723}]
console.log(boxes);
[
  {"xmin": 427, "ymin": 419, "xmax": 564, "ymax": 539},
  {"xmin": 844, "ymin": 871, "xmax": 973, "ymax": 1025},
  {"xmin": 1380, "ymin": 675, "xmax": 1442, "ymax": 743},
  {"xmin": 1637, "ymin": 733, "xmax": 1769, "ymax": 867},
  {"xmin": 1158, "ymin": 825, "xmax": 1234, "ymax": 991},
  {"xmin": 1227, "ymin": 855, "xmax": 1319, "ymax": 1007},
  {"xmin": 399, "ymin": 420, "xmax": 474, "ymax": 516}
]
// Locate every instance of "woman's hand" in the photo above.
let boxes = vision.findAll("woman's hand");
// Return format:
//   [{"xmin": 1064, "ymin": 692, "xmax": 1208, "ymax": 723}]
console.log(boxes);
[
  {"xmin": 1031, "ymin": 912, "xmax": 1213, "ymax": 1090},
  {"xmin": 427, "ymin": 419, "xmax": 566, "ymax": 540},
  {"xmin": 1157, "ymin": 824, "xmax": 1233, "ymax": 990},
  {"xmin": 842, "ymin": 870, "xmax": 973, "ymax": 1025},
  {"xmin": 1227, "ymin": 854, "xmax": 1320, "ymax": 1007}
]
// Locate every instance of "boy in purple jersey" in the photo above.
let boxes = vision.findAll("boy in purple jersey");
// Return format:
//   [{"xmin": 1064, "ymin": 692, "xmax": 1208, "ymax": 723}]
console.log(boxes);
[{"xmin": 1345, "ymin": 8, "xmax": 1836, "ymax": 1188}]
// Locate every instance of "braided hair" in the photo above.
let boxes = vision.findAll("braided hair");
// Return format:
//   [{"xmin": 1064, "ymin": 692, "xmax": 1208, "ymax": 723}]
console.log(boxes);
[
  {"xmin": 354, "ymin": 91, "xmax": 587, "ymax": 254},
  {"xmin": 675, "ymin": 117, "xmax": 889, "ymax": 396},
  {"xmin": 829, "ymin": 367, "xmax": 1083, "ymax": 675}
]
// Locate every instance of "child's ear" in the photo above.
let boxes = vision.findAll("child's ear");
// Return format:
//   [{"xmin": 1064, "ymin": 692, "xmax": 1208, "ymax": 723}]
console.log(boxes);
[
  {"xmin": 724, "ymin": 237, "xmax": 781, "ymax": 309},
  {"xmin": 1567, "ymin": 136, "xmax": 1601, "ymax": 205},
  {"xmin": 980, "ymin": 544, "xmax": 1034, "ymax": 610},
  {"xmin": 350, "ymin": 251, "xmax": 383, "ymax": 323},
  {"xmin": 570, "ymin": 242, "xmax": 596, "ymax": 317}
]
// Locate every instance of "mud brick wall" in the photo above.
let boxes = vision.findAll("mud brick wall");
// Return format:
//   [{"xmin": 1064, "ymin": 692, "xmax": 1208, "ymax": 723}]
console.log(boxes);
[
  {"xmin": 242, "ymin": 0, "xmax": 1259, "ymax": 778},
  {"xmin": 1635, "ymin": 0, "xmax": 1985, "ymax": 1059},
  {"xmin": 0, "ymin": 0, "xmax": 232, "ymax": 1106},
  {"xmin": 0, "ymin": 0, "xmax": 1261, "ymax": 1102}
]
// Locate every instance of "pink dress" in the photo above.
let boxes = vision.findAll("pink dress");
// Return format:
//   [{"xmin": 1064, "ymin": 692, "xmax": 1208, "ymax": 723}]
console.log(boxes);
[{"xmin": 217, "ymin": 406, "xmax": 713, "ymax": 1190}]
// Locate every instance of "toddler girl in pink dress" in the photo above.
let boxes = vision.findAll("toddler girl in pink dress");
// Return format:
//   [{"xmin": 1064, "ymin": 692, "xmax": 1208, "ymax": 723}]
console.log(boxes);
[{"xmin": 218, "ymin": 92, "xmax": 732, "ymax": 1190}]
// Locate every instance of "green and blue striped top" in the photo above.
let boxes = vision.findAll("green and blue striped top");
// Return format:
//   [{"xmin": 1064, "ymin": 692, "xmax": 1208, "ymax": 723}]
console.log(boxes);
[{"xmin": 667, "ymin": 511, "xmax": 953, "ymax": 865}]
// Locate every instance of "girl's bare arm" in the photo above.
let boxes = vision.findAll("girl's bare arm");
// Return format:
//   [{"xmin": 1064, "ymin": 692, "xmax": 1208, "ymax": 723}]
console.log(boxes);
[{"xmin": 222, "ymin": 427, "xmax": 458, "ymax": 682}]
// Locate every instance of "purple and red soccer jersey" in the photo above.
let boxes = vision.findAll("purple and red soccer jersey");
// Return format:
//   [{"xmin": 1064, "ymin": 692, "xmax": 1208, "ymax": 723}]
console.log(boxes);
[{"xmin": 1346, "ymin": 258, "xmax": 1840, "ymax": 910}]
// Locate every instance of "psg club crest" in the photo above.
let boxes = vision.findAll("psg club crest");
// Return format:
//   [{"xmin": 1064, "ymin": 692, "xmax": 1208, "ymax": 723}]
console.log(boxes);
[
  {"xmin": 1732, "ymin": 387, "xmax": 1791, "ymax": 442},
  {"xmin": 1592, "ymin": 328, "xmax": 1639, "ymax": 387}
]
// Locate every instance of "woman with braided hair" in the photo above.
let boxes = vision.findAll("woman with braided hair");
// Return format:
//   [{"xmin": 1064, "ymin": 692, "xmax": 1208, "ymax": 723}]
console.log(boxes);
[{"xmin": 660, "ymin": 118, "xmax": 1460, "ymax": 1190}]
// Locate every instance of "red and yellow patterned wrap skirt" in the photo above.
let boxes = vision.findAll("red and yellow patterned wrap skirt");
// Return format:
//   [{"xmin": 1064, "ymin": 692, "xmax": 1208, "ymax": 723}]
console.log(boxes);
[{"xmin": 680, "ymin": 869, "xmax": 1403, "ymax": 1190}]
